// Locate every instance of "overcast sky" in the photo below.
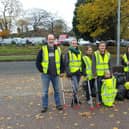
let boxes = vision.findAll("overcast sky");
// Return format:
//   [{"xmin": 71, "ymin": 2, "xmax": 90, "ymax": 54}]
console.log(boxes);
[{"xmin": 20, "ymin": 0, "xmax": 77, "ymax": 28}]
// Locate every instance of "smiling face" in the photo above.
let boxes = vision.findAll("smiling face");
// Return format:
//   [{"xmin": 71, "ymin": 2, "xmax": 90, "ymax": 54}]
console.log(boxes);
[
  {"xmin": 71, "ymin": 39, "xmax": 78, "ymax": 48},
  {"xmin": 98, "ymin": 42, "xmax": 106, "ymax": 54},
  {"xmin": 47, "ymin": 34, "xmax": 55, "ymax": 44},
  {"xmin": 86, "ymin": 46, "xmax": 93, "ymax": 55}
]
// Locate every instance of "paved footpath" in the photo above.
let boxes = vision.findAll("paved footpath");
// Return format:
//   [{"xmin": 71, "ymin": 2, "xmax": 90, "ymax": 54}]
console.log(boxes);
[{"xmin": 0, "ymin": 62, "xmax": 129, "ymax": 129}]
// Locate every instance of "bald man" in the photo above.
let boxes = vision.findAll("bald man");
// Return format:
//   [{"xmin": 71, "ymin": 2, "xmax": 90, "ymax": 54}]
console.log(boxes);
[{"xmin": 36, "ymin": 34, "xmax": 64, "ymax": 113}]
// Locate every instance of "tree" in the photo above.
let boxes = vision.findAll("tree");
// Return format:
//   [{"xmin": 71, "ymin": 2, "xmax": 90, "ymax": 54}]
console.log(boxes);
[
  {"xmin": 72, "ymin": 0, "xmax": 94, "ymax": 40},
  {"xmin": 76, "ymin": 0, "xmax": 129, "ymax": 40},
  {"xmin": 16, "ymin": 19, "xmax": 29, "ymax": 33},
  {"xmin": 51, "ymin": 19, "xmax": 68, "ymax": 36},
  {"xmin": 25, "ymin": 9, "xmax": 69, "ymax": 35},
  {"xmin": 25, "ymin": 8, "xmax": 50, "ymax": 31},
  {"xmin": 0, "ymin": 29, "xmax": 10, "ymax": 38},
  {"xmin": 0, "ymin": 0, "xmax": 23, "ymax": 32}
]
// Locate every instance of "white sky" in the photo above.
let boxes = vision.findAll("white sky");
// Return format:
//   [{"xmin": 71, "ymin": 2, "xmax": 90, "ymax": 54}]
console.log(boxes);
[{"xmin": 20, "ymin": 0, "xmax": 77, "ymax": 28}]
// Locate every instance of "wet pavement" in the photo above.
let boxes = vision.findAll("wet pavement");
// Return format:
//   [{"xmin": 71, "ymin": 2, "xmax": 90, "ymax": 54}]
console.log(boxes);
[{"xmin": 0, "ymin": 62, "xmax": 129, "ymax": 129}]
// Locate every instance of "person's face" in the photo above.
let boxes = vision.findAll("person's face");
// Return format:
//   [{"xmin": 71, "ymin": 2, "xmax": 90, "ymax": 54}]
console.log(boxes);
[
  {"xmin": 71, "ymin": 40, "xmax": 78, "ymax": 48},
  {"xmin": 86, "ymin": 47, "xmax": 93, "ymax": 55},
  {"xmin": 98, "ymin": 43, "xmax": 106, "ymax": 53},
  {"xmin": 105, "ymin": 72, "xmax": 111, "ymax": 78},
  {"xmin": 47, "ymin": 34, "xmax": 55, "ymax": 44}
]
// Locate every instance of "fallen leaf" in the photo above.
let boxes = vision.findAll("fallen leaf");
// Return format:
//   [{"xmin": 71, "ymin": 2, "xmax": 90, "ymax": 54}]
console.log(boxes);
[
  {"xmin": 90, "ymin": 123, "xmax": 95, "ymax": 127},
  {"xmin": 29, "ymin": 102, "xmax": 33, "ymax": 105},
  {"xmin": 79, "ymin": 112, "xmax": 91, "ymax": 117},
  {"xmin": 113, "ymin": 127, "xmax": 118, "ymax": 129},
  {"xmin": 6, "ymin": 117, "xmax": 11, "ymax": 120},
  {"xmin": 114, "ymin": 108, "xmax": 119, "ymax": 112},
  {"xmin": 56, "ymin": 126, "xmax": 60, "ymax": 129},
  {"xmin": 63, "ymin": 113, "xmax": 68, "ymax": 116},
  {"xmin": 74, "ymin": 122, "xmax": 79, "ymax": 127},
  {"xmin": 123, "ymin": 112, "xmax": 128, "ymax": 115},
  {"xmin": 116, "ymin": 121, "xmax": 120, "ymax": 124},
  {"xmin": 0, "ymin": 117, "xmax": 4, "ymax": 121},
  {"xmin": 35, "ymin": 114, "xmax": 44, "ymax": 119},
  {"xmin": 7, "ymin": 126, "xmax": 13, "ymax": 129},
  {"xmin": 109, "ymin": 114, "xmax": 114, "ymax": 118}
]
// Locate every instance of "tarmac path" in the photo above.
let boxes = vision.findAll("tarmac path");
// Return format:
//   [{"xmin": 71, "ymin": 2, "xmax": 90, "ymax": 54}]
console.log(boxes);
[{"xmin": 0, "ymin": 61, "xmax": 129, "ymax": 129}]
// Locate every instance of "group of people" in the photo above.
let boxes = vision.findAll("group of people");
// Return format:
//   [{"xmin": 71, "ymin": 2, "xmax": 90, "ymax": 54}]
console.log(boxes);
[{"xmin": 36, "ymin": 34, "xmax": 129, "ymax": 113}]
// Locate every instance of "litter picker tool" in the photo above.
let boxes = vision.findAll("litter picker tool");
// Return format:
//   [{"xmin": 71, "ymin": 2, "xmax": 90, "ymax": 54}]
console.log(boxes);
[
  {"xmin": 87, "ymin": 80, "xmax": 95, "ymax": 111},
  {"xmin": 60, "ymin": 77, "xmax": 68, "ymax": 109},
  {"xmin": 95, "ymin": 79, "xmax": 101, "ymax": 108},
  {"xmin": 70, "ymin": 79, "xmax": 81, "ymax": 110}
]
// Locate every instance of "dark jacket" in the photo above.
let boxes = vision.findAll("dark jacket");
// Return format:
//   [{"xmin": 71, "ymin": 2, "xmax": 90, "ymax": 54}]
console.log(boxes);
[{"xmin": 36, "ymin": 44, "xmax": 64, "ymax": 76}]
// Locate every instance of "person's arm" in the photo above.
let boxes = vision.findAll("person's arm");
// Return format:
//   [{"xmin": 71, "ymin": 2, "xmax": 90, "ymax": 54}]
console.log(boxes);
[
  {"xmin": 108, "ymin": 54, "xmax": 112, "ymax": 72},
  {"xmin": 82, "ymin": 56, "xmax": 86, "ymax": 76},
  {"xmin": 36, "ymin": 49, "xmax": 43, "ymax": 73},
  {"xmin": 60, "ymin": 53, "xmax": 65, "ymax": 73},
  {"xmin": 64, "ymin": 52, "xmax": 71, "ymax": 77},
  {"xmin": 121, "ymin": 54, "xmax": 127, "ymax": 66},
  {"xmin": 92, "ymin": 54, "xmax": 96, "ymax": 76}
]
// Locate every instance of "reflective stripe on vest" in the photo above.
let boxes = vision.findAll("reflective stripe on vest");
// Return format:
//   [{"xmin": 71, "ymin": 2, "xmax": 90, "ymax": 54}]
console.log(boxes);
[
  {"xmin": 101, "ymin": 76, "xmax": 117, "ymax": 106},
  {"xmin": 69, "ymin": 51, "xmax": 82, "ymax": 73},
  {"xmin": 122, "ymin": 54, "xmax": 129, "ymax": 72},
  {"xmin": 95, "ymin": 50, "xmax": 110, "ymax": 76},
  {"xmin": 41, "ymin": 45, "xmax": 61, "ymax": 75},
  {"xmin": 83, "ymin": 56, "xmax": 93, "ymax": 80}
]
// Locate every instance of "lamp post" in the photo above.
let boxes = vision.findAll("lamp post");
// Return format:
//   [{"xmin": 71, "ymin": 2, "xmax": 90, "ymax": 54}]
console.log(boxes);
[{"xmin": 116, "ymin": 0, "xmax": 121, "ymax": 65}]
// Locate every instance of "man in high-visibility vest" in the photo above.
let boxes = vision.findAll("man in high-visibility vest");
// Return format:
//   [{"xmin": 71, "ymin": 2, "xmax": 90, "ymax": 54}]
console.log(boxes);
[
  {"xmin": 92, "ymin": 41, "xmax": 111, "ymax": 104},
  {"xmin": 121, "ymin": 45, "xmax": 129, "ymax": 81},
  {"xmin": 64, "ymin": 38, "xmax": 82, "ymax": 107},
  {"xmin": 36, "ymin": 34, "xmax": 64, "ymax": 113}
]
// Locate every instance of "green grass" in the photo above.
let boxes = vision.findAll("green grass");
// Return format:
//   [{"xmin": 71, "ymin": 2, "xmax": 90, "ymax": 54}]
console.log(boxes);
[
  {"xmin": 0, "ymin": 44, "xmax": 41, "ymax": 56},
  {"xmin": 0, "ymin": 44, "xmax": 127, "ymax": 61}
]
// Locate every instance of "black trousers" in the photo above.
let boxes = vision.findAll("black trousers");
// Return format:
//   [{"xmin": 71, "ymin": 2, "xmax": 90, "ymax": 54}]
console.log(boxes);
[
  {"xmin": 125, "ymin": 72, "xmax": 129, "ymax": 81},
  {"xmin": 96, "ymin": 76, "xmax": 104, "ymax": 102},
  {"xmin": 83, "ymin": 79, "xmax": 95, "ymax": 101}
]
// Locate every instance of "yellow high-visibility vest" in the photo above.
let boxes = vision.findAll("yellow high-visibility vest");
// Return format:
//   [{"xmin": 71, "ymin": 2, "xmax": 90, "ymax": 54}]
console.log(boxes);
[
  {"xmin": 41, "ymin": 45, "xmax": 61, "ymax": 75},
  {"xmin": 101, "ymin": 76, "xmax": 117, "ymax": 107},
  {"xmin": 122, "ymin": 54, "xmax": 129, "ymax": 72},
  {"xmin": 83, "ymin": 55, "xmax": 93, "ymax": 80},
  {"xmin": 69, "ymin": 50, "xmax": 82, "ymax": 73},
  {"xmin": 95, "ymin": 50, "xmax": 110, "ymax": 76}
]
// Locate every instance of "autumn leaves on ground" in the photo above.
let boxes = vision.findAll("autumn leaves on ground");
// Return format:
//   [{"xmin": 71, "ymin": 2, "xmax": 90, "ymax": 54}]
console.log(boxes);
[{"xmin": 0, "ymin": 73, "xmax": 129, "ymax": 129}]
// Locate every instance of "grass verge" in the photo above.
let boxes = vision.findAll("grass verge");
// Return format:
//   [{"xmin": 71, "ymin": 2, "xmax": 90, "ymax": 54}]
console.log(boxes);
[{"xmin": 0, "ymin": 55, "xmax": 36, "ymax": 61}]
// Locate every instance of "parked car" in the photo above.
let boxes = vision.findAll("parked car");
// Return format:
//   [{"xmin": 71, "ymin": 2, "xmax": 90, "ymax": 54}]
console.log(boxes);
[
  {"xmin": 120, "ymin": 39, "xmax": 129, "ymax": 47},
  {"xmin": 0, "ymin": 38, "xmax": 13, "ymax": 45},
  {"xmin": 78, "ymin": 38, "xmax": 91, "ymax": 45},
  {"xmin": 58, "ymin": 34, "xmax": 69, "ymax": 45},
  {"xmin": 61, "ymin": 37, "xmax": 76, "ymax": 46},
  {"xmin": 106, "ymin": 40, "xmax": 116, "ymax": 46}
]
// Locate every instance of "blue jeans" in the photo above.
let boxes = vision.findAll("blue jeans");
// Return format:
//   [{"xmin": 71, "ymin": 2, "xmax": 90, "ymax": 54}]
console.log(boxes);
[
  {"xmin": 71, "ymin": 75, "xmax": 80, "ymax": 95},
  {"xmin": 41, "ymin": 74, "xmax": 61, "ymax": 108}
]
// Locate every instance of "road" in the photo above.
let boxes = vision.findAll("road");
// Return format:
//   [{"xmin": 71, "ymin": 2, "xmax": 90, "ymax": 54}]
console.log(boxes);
[
  {"xmin": 0, "ymin": 61, "xmax": 129, "ymax": 129},
  {"xmin": 0, "ymin": 61, "xmax": 38, "ymax": 74}
]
